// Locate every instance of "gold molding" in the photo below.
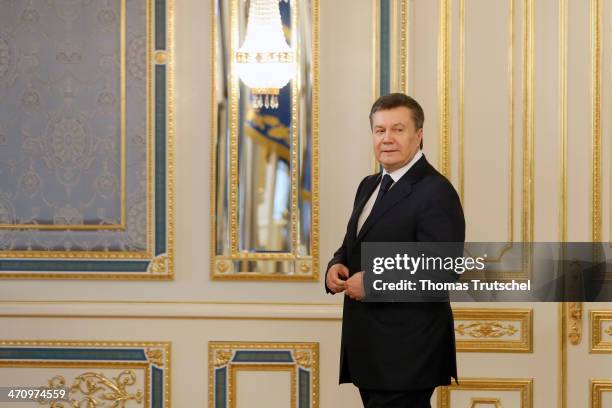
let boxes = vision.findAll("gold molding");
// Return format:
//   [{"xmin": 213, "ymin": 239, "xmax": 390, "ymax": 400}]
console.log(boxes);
[
  {"xmin": 399, "ymin": 0, "xmax": 409, "ymax": 94},
  {"xmin": 372, "ymin": 0, "xmax": 380, "ymax": 102},
  {"xmin": 0, "ymin": 340, "xmax": 170, "ymax": 408},
  {"xmin": 590, "ymin": 310, "xmax": 612, "ymax": 352},
  {"xmin": 209, "ymin": 342, "xmax": 319, "ymax": 408},
  {"xmin": 559, "ymin": 0, "xmax": 568, "ymax": 243},
  {"xmin": 438, "ymin": 0, "xmax": 451, "ymax": 177},
  {"xmin": 522, "ymin": 0, "xmax": 534, "ymax": 245},
  {"xmin": 166, "ymin": 0, "xmax": 176, "ymax": 279},
  {"xmin": 469, "ymin": 398, "xmax": 501, "ymax": 408},
  {"xmin": 567, "ymin": 301, "xmax": 582, "ymax": 345},
  {"xmin": 591, "ymin": 0, "xmax": 602, "ymax": 242},
  {"xmin": 453, "ymin": 308, "xmax": 532, "ymax": 352},
  {"xmin": 559, "ymin": 302, "xmax": 567, "ymax": 408},
  {"xmin": 590, "ymin": 379, "xmax": 612, "ymax": 408},
  {"xmin": 437, "ymin": 378, "xmax": 533, "ymax": 408},
  {"xmin": 211, "ymin": 0, "xmax": 320, "ymax": 280},
  {"xmin": 458, "ymin": 0, "xmax": 465, "ymax": 203},
  {"xmin": 0, "ymin": 0, "xmax": 175, "ymax": 279}
]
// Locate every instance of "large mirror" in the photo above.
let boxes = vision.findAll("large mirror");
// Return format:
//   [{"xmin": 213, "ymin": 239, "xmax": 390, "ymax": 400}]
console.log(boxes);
[{"xmin": 211, "ymin": 0, "xmax": 318, "ymax": 279}]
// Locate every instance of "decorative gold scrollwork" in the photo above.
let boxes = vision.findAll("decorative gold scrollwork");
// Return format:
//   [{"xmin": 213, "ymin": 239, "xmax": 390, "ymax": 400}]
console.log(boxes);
[
  {"xmin": 38, "ymin": 370, "xmax": 143, "ymax": 408},
  {"xmin": 293, "ymin": 350, "xmax": 311, "ymax": 368},
  {"xmin": 147, "ymin": 254, "xmax": 168, "ymax": 274},
  {"xmin": 146, "ymin": 348, "xmax": 164, "ymax": 366},
  {"xmin": 605, "ymin": 325, "xmax": 612, "ymax": 336},
  {"xmin": 455, "ymin": 322, "xmax": 518, "ymax": 338},
  {"xmin": 214, "ymin": 350, "xmax": 232, "ymax": 367},
  {"xmin": 217, "ymin": 261, "xmax": 229, "ymax": 273},
  {"xmin": 567, "ymin": 302, "xmax": 582, "ymax": 345}
]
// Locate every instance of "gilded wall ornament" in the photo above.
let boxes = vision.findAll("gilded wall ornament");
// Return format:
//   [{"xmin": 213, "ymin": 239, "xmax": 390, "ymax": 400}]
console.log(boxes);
[
  {"xmin": 39, "ymin": 371, "xmax": 143, "ymax": 408},
  {"xmin": 455, "ymin": 322, "xmax": 519, "ymax": 338},
  {"xmin": 146, "ymin": 348, "xmax": 164, "ymax": 366}
]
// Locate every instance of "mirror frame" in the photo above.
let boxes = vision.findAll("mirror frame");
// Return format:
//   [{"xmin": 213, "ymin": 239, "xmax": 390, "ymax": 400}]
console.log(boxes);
[{"xmin": 210, "ymin": 0, "xmax": 320, "ymax": 280}]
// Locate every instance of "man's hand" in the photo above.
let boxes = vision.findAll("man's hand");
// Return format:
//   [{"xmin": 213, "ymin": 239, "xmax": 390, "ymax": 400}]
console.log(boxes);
[
  {"xmin": 326, "ymin": 263, "xmax": 349, "ymax": 294},
  {"xmin": 345, "ymin": 271, "xmax": 364, "ymax": 301}
]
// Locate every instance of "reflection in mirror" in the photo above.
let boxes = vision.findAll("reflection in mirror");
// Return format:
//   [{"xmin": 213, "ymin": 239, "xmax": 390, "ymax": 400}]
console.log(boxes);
[{"xmin": 212, "ymin": 0, "xmax": 318, "ymax": 279}]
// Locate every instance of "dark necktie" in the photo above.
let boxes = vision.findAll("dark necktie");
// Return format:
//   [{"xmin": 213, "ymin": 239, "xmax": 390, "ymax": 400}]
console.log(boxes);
[{"xmin": 372, "ymin": 174, "xmax": 394, "ymax": 209}]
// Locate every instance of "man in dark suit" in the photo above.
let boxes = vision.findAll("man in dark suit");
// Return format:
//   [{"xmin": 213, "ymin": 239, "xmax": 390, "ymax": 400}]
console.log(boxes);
[{"xmin": 325, "ymin": 93, "xmax": 465, "ymax": 407}]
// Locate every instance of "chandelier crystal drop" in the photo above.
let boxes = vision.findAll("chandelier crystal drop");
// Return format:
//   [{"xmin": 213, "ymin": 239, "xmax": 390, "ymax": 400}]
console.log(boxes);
[{"xmin": 235, "ymin": 0, "xmax": 295, "ymax": 109}]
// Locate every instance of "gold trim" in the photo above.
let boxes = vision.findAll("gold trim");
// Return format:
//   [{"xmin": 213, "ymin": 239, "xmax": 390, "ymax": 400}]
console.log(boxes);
[
  {"xmin": 390, "ymin": 0, "xmax": 398, "ymax": 92},
  {"xmin": 591, "ymin": 0, "xmax": 602, "ymax": 242},
  {"xmin": 453, "ymin": 308, "xmax": 532, "ymax": 352},
  {"xmin": 399, "ymin": 0, "xmax": 409, "ymax": 94},
  {"xmin": 311, "ymin": 0, "xmax": 321, "ymax": 280},
  {"xmin": 0, "ymin": 250, "xmax": 149, "ymax": 259},
  {"xmin": 166, "ymin": 0, "xmax": 176, "ymax": 278},
  {"xmin": 590, "ymin": 310, "xmax": 612, "ymax": 352},
  {"xmin": 0, "ymin": 339, "xmax": 171, "ymax": 350},
  {"xmin": 437, "ymin": 378, "xmax": 533, "ymax": 408},
  {"xmin": 290, "ymin": 0, "xmax": 299, "ymax": 258},
  {"xmin": 372, "ymin": 0, "xmax": 380, "ymax": 101},
  {"xmin": 0, "ymin": 0, "xmax": 174, "ymax": 279},
  {"xmin": 469, "ymin": 398, "xmax": 501, "ymax": 408},
  {"xmin": 146, "ymin": 0, "xmax": 154, "ymax": 258},
  {"xmin": 155, "ymin": 51, "xmax": 168, "ymax": 64},
  {"xmin": 590, "ymin": 380, "xmax": 612, "ymax": 408},
  {"xmin": 559, "ymin": 302, "xmax": 567, "ymax": 408},
  {"xmin": 229, "ymin": 0, "xmax": 239, "ymax": 255},
  {"xmin": 210, "ymin": 0, "xmax": 219, "ymax": 283},
  {"xmin": 567, "ymin": 301, "xmax": 582, "ymax": 345},
  {"xmin": 438, "ymin": 0, "xmax": 451, "ymax": 177},
  {"xmin": 0, "ymin": 340, "xmax": 170, "ymax": 408},
  {"xmin": 209, "ymin": 342, "xmax": 319, "ymax": 408},
  {"xmin": 522, "ymin": 0, "xmax": 534, "ymax": 245},
  {"xmin": 147, "ymin": 253, "xmax": 168, "ymax": 274},
  {"xmin": 458, "ymin": 0, "xmax": 465, "ymax": 203},
  {"xmin": 0, "ymin": 0, "xmax": 127, "ymax": 231},
  {"xmin": 559, "ymin": 0, "xmax": 568, "ymax": 242}
]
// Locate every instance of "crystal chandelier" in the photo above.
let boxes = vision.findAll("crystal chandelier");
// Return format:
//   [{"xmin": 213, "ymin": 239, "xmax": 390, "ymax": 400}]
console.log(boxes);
[{"xmin": 235, "ymin": 0, "xmax": 294, "ymax": 109}]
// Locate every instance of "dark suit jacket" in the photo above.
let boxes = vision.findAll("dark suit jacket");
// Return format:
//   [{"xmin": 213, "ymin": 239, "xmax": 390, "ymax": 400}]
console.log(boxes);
[{"xmin": 325, "ymin": 154, "xmax": 465, "ymax": 390}]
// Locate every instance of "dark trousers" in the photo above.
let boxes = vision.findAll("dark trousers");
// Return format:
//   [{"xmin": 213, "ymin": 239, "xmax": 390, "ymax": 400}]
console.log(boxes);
[{"xmin": 359, "ymin": 387, "xmax": 435, "ymax": 408}]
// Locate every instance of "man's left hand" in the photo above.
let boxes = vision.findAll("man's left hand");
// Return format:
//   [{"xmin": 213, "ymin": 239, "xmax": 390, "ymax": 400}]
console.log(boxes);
[{"xmin": 345, "ymin": 271, "xmax": 365, "ymax": 301}]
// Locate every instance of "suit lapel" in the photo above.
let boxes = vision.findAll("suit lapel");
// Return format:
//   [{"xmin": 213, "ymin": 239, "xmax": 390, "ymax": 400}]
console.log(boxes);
[
  {"xmin": 347, "ymin": 174, "xmax": 381, "ymax": 240},
  {"xmin": 353, "ymin": 155, "xmax": 430, "ymax": 243},
  {"xmin": 354, "ymin": 179, "xmax": 413, "ymax": 242}
]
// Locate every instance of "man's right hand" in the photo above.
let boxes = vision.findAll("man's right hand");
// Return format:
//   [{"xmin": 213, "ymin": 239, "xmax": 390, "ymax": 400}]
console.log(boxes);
[{"xmin": 326, "ymin": 263, "xmax": 349, "ymax": 294}]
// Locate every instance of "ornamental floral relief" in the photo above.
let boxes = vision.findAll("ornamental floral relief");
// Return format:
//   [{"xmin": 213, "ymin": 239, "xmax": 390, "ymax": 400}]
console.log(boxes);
[{"xmin": 0, "ymin": 31, "xmax": 17, "ymax": 84}]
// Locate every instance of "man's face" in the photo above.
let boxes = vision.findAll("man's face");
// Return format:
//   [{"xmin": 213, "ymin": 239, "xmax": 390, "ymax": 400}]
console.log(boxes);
[{"xmin": 372, "ymin": 106, "xmax": 423, "ymax": 172}]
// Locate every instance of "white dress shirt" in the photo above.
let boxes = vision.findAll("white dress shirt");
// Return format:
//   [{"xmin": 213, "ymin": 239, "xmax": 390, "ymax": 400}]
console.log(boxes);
[{"xmin": 356, "ymin": 150, "xmax": 423, "ymax": 235}]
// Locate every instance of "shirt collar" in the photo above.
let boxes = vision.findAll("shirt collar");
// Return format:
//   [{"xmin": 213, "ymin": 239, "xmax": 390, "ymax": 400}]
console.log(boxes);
[{"xmin": 382, "ymin": 150, "xmax": 423, "ymax": 183}]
